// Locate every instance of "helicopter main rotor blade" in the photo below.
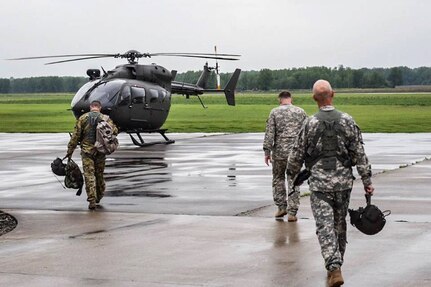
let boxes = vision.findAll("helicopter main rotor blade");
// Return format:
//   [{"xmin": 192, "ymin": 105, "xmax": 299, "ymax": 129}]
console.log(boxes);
[
  {"xmin": 45, "ymin": 55, "xmax": 117, "ymax": 65},
  {"xmin": 153, "ymin": 54, "xmax": 240, "ymax": 61},
  {"xmin": 7, "ymin": 51, "xmax": 241, "ymax": 64},
  {"xmin": 8, "ymin": 54, "xmax": 116, "ymax": 61},
  {"xmin": 150, "ymin": 52, "xmax": 241, "ymax": 57}
]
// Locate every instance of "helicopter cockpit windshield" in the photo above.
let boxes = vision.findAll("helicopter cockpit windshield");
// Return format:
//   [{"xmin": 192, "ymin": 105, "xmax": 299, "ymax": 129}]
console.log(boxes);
[
  {"xmin": 71, "ymin": 79, "xmax": 126, "ymax": 109},
  {"xmin": 71, "ymin": 80, "xmax": 96, "ymax": 107}
]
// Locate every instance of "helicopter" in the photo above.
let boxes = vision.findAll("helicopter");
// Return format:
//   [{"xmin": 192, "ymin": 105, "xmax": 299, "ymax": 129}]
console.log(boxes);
[{"xmin": 10, "ymin": 49, "xmax": 241, "ymax": 146}]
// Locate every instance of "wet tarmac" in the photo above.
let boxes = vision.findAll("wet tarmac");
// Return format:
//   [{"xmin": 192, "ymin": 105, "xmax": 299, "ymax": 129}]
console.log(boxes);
[{"xmin": 1, "ymin": 133, "xmax": 431, "ymax": 286}]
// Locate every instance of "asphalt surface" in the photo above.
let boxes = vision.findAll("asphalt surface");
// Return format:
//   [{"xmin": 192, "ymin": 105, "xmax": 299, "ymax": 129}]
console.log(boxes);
[{"xmin": 1, "ymin": 133, "xmax": 431, "ymax": 286}]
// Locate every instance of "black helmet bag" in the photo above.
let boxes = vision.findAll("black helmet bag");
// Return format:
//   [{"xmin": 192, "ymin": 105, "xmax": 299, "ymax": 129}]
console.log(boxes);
[
  {"xmin": 348, "ymin": 194, "xmax": 391, "ymax": 235},
  {"xmin": 51, "ymin": 157, "xmax": 66, "ymax": 176}
]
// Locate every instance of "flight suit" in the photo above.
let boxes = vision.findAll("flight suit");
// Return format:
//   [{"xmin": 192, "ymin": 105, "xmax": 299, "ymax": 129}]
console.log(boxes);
[{"xmin": 67, "ymin": 111, "xmax": 118, "ymax": 204}]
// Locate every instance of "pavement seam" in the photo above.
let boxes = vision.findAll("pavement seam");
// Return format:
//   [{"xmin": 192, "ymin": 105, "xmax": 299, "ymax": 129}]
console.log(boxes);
[
  {"xmin": 372, "ymin": 156, "xmax": 431, "ymax": 177},
  {"xmin": 68, "ymin": 218, "xmax": 167, "ymax": 239}
]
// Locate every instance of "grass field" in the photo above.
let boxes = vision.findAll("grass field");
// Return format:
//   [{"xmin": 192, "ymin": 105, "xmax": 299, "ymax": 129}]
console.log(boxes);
[{"xmin": 0, "ymin": 92, "xmax": 431, "ymax": 133}]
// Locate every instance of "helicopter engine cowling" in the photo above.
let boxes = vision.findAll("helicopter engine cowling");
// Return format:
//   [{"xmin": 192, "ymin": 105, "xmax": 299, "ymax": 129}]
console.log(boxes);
[
  {"xmin": 135, "ymin": 64, "xmax": 172, "ymax": 87},
  {"xmin": 107, "ymin": 64, "xmax": 173, "ymax": 90}
]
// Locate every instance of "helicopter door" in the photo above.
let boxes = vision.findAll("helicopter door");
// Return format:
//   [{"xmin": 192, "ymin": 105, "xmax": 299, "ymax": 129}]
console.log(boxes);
[
  {"xmin": 130, "ymin": 86, "xmax": 150, "ymax": 127},
  {"xmin": 111, "ymin": 85, "xmax": 132, "ymax": 129}
]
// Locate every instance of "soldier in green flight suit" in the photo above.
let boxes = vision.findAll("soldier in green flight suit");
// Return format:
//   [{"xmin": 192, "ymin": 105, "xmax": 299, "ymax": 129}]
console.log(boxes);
[
  {"xmin": 287, "ymin": 80, "xmax": 374, "ymax": 287},
  {"xmin": 66, "ymin": 101, "xmax": 118, "ymax": 210}
]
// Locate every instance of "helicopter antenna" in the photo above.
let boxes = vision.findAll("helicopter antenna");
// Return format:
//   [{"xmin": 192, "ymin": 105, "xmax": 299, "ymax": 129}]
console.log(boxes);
[
  {"xmin": 101, "ymin": 66, "xmax": 107, "ymax": 76},
  {"xmin": 214, "ymin": 46, "xmax": 221, "ymax": 90}
]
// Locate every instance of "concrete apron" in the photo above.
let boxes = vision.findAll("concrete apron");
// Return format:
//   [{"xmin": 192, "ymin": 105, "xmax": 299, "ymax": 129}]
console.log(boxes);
[{"xmin": 1, "ymin": 133, "xmax": 431, "ymax": 286}]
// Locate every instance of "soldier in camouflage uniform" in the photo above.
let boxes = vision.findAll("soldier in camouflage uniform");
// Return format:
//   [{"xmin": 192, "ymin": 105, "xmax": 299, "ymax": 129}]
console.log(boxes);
[
  {"xmin": 66, "ymin": 101, "xmax": 118, "ymax": 210},
  {"xmin": 263, "ymin": 91, "xmax": 307, "ymax": 221},
  {"xmin": 287, "ymin": 80, "xmax": 374, "ymax": 287}
]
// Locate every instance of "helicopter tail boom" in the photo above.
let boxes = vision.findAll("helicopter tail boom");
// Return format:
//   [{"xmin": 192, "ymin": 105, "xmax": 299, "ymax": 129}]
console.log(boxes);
[{"xmin": 203, "ymin": 68, "xmax": 241, "ymax": 106}]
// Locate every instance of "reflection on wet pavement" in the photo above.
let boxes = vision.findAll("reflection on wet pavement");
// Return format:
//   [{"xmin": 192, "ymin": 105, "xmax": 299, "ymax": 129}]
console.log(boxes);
[
  {"xmin": 105, "ymin": 156, "xmax": 172, "ymax": 198},
  {"xmin": 272, "ymin": 220, "xmax": 300, "ymax": 248},
  {"xmin": 1, "ymin": 133, "xmax": 431, "ymax": 216},
  {"xmin": 227, "ymin": 166, "xmax": 237, "ymax": 187}
]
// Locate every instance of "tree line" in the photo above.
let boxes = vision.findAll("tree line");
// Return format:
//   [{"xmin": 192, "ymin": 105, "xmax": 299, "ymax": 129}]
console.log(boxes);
[
  {"xmin": 1, "ymin": 66, "xmax": 431, "ymax": 93},
  {"xmin": 0, "ymin": 77, "xmax": 88, "ymax": 93},
  {"xmin": 172, "ymin": 66, "xmax": 431, "ymax": 91}
]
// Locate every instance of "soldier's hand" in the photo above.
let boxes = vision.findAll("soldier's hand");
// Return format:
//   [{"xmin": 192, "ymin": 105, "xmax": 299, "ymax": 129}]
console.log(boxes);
[
  {"xmin": 264, "ymin": 155, "xmax": 272, "ymax": 166},
  {"xmin": 364, "ymin": 184, "xmax": 374, "ymax": 195},
  {"xmin": 64, "ymin": 152, "xmax": 72, "ymax": 160}
]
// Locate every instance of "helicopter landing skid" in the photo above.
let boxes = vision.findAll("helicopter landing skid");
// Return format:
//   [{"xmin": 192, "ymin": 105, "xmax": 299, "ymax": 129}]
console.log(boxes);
[{"xmin": 128, "ymin": 129, "xmax": 175, "ymax": 147}]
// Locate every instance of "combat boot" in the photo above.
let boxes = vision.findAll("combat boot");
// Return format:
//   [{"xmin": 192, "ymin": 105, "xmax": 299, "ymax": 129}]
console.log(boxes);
[
  {"xmin": 287, "ymin": 214, "xmax": 298, "ymax": 222},
  {"xmin": 328, "ymin": 268, "xmax": 344, "ymax": 287},
  {"xmin": 88, "ymin": 201, "xmax": 96, "ymax": 210},
  {"xmin": 275, "ymin": 208, "xmax": 287, "ymax": 218}
]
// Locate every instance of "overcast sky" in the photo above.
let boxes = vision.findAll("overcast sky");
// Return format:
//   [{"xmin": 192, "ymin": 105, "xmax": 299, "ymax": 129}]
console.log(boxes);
[{"xmin": 1, "ymin": 0, "xmax": 430, "ymax": 78}]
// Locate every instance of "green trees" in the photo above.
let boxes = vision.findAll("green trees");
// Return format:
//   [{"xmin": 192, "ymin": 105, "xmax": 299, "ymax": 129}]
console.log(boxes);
[
  {"xmin": 258, "ymin": 69, "xmax": 273, "ymax": 90},
  {"xmin": 363, "ymin": 71, "xmax": 386, "ymax": 88},
  {"xmin": 387, "ymin": 67, "xmax": 403, "ymax": 87},
  {"xmin": 0, "ymin": 79, "xmax": 10, "ymax": 93},
  {"xmin": 232, "ymin": 66, "xmax": 420, "ymax": 90},
  {"xmin": 3, "ymin": 77, "xmax": 87, "ymax": 93},
  {"xmin": 1, "ymin": 66, "xmax": 431, "ymax": 93}
]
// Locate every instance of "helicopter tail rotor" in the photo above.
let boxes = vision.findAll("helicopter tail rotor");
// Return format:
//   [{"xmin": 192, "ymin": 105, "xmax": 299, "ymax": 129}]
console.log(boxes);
[{"xmin": 214, "ymin": 46, "xmax": 221, "ymax": 90}]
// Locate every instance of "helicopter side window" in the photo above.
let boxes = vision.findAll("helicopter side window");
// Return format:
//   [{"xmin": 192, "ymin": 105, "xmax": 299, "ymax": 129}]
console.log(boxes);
[
  {"xmin": 131, "ymin": 86, "xmax": 146, "ymax": 104},
  {"xmin": 159, "ymin": 90, "xmax": 167, "ymax": 102},
  {"xmin": 149, "ymin": 89, "xmax": 159, "ymax": 103},
  {"xmin": 118, "ymin": 86, "xmax": 131, "ymax": 106}
]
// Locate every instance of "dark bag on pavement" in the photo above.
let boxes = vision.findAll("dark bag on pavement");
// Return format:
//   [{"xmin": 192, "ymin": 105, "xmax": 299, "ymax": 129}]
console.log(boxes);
[
  {"xmin": 348, "ymin": 194, "xmax": 391, "ymax": 235},
  {"xmin": 64, "ymin": 158, "xmax": 84, "ymax": 196},
  {"xmin": 51, "ymin": 157, "xmax": 66, "ymax": 176}
]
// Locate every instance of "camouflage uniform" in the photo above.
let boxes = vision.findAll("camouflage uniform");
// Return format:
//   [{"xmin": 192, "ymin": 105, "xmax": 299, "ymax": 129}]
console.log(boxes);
[
  {"xmin": 67, "ymin": 111, "xmax": 118, "ymax": 204},
  {"xmin": 263, "ymin": 104, "xmax": 307, "ymax": 215},
  {"xmin": 287, "ymin": 105, "xmax": 372, "ymax": 271}
]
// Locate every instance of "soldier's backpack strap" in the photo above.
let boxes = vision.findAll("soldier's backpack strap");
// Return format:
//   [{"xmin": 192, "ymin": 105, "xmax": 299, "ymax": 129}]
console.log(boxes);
[
  {"xmin": 85, "ymin": 111, "xmax": 102, "ymax": 143},
  {"xmin": 305, "ymin": 109, "xmax": 351, "ymax": 169}
]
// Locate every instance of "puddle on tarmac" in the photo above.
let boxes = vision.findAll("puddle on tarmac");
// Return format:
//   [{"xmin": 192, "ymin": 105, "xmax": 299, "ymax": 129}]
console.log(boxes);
[{"xmin": 104, "ymin": 157, "xmax": 172, "ymax": 198}]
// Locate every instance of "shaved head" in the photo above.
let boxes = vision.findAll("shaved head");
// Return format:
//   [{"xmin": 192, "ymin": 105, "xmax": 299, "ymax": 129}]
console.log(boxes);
[
  {"xmin": 312, "ymin": 79, "xmax": 334, "ymax": 106},
  {"xmin": 313, "ymin": 80, "xmax": 332, "ymax": 98}
]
